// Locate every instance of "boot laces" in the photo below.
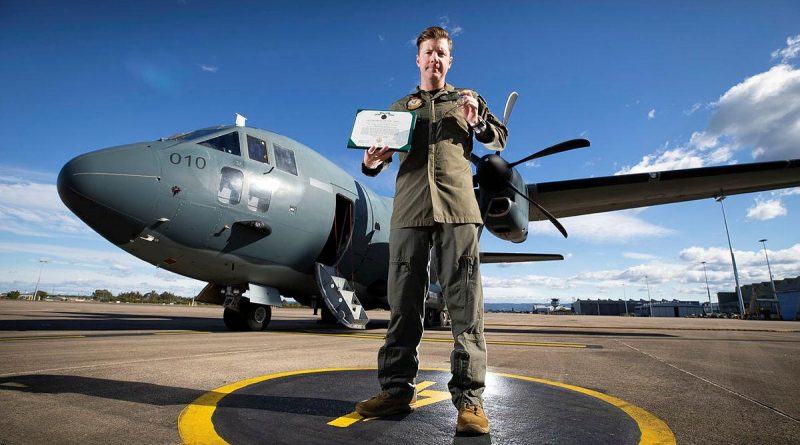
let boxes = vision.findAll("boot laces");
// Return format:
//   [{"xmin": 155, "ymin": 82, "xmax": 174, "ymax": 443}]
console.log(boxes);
[{"xmin": 463, "ymin": 402, "xmax": 480, "ymax": 414}]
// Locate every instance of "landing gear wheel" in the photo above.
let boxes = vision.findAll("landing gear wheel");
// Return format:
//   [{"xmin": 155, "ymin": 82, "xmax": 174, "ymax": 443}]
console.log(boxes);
[
  {"xmin": 244, "ymin": 303, "xmax": 271, "ymax": 331},
  {"xmin": 439, "ymin": 310, "xmax": 450, "ymax": 327},
  {"xmin": 424, "ymin": 309, "xmax": 435, "ymax": 328},
  {"xmin": 223, "ymin": 307, "xmax": 246, "ymax": 331}
]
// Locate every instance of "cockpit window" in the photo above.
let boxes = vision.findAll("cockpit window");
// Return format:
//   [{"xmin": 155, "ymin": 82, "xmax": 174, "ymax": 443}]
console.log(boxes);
[
  {"xmin": 247, "ymin": 135, "xmax": 269, "ymax": 164},
  {"xmin": 200, "ymin": 131, "xmax": 241, "ymax": 156},
  {"xmin": 218, "ymin": 167, "xmax": 244, "ymax": 205},
  {"xmin": 248, "ymin": 178, "xmax": 273, "ymax": 212},
  {"xmin": 164, "ymin": 127, "xmax": 227, "ymax": 141},
  {"xmin": 274, "ymin": 143, "xmax": 297, "ymax": 175}
]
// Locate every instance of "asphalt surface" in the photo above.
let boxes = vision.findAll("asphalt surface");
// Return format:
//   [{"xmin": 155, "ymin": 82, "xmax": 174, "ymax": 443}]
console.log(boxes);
[{"xmin": 1, "ymin": 300, "xmax": 798, "ymax": 444}]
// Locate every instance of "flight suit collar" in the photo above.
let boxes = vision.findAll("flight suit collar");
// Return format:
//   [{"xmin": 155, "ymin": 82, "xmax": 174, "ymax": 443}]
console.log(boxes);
[{"xmin": 415, "ymin": 83, "xmax": 456, "ymax": 100}]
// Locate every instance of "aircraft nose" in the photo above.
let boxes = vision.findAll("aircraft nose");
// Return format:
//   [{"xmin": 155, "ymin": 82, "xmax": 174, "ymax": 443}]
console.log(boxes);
[{"xmin": 58, "ymin": 144, "xmax": 161, "ymax": 245}]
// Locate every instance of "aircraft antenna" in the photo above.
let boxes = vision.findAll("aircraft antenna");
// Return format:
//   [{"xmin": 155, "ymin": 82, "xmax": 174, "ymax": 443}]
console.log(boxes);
[{"xmin": 235, "ymin": 113, "xmax": 247, "ymax": 127}]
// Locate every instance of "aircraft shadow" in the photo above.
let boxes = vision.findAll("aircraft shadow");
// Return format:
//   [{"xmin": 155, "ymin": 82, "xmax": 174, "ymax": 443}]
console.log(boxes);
[
  {"xmin": 0, "ymin": 374, "xmax": 365, "ymax": 416},
  {"xmin": 0, "ymin": 311, "xmax": 229, "ymax": 332}
]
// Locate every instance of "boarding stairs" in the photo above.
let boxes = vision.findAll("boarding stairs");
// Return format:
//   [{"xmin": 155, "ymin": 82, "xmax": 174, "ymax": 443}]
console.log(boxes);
[{"xmin": 315, "ymin": 263, "xmax": 369, "ymax": 329}]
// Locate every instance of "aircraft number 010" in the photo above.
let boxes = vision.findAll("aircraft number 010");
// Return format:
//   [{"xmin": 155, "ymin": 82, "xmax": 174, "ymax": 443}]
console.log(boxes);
[{"xmin": 170, "ymin": 153, "xmax": 206, "ymax": 169}]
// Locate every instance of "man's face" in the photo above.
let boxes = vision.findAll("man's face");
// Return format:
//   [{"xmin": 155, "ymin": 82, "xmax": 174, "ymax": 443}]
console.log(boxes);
[{"xmin": 416, "ymin": 38, "xmax": 452, "ymax": 85}]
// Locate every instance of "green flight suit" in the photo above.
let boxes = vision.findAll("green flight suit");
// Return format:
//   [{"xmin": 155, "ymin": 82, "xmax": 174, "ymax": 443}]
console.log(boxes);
[{"xmin": 364, "ymin": 83, "xmax": 508, "ymax": 407}]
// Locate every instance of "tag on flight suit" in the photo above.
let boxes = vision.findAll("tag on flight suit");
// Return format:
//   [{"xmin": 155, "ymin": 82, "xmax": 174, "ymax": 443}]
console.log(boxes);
[{"xmin": 406, "ymin": 97, "xmax": 423, "ymax": 110}]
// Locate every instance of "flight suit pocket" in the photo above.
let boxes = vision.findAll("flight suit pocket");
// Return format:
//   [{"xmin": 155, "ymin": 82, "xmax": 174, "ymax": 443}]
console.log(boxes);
[
  {"xmin": 451, "ymin": 349, "xmax": 471, "ymax": 389},
  {"xmin": 441, "ymin": 113, "xmax": 470, "ymax": 143}
]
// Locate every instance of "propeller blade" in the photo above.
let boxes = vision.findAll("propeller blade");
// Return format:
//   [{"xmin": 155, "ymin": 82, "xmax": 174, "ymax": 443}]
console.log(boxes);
[
  {"xmin": 477, "ymin": 193, "xmax": 492, "ymax": 241},
  {"xmin": 470, "ymin": 152, "xmax": 481, "ymax": 167},
  {"xmin": 502, "ymin": 91, "xmax": 518, "ymax": 126},
  {"xmin": 507, "ymin": 138, "xmax": 590, "ymax": 168},
  {"xmin": 505, "ymin": 181, "xmax": 568, "ymax": 238}
]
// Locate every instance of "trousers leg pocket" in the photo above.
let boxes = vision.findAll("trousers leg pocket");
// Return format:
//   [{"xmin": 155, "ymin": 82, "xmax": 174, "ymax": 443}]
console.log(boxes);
[{"xmin": 450, "ymin": 349, "xmax": 471, "ymax": 390}]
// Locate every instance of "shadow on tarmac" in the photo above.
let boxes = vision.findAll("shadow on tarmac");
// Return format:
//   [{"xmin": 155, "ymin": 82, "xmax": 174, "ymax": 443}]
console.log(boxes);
[
  {"xmin": 0, "ymin": 374, "xmax": 206, "ymax": 406},
  {"xmin": 0, "ymin": 312, "xmax": 676, "ymax": 338}
]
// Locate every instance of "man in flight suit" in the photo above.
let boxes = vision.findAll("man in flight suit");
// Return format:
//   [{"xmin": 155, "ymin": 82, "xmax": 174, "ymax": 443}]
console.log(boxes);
[{"xmin": 355, "ymin": 26, "xmax": 507, "ymax": 435}]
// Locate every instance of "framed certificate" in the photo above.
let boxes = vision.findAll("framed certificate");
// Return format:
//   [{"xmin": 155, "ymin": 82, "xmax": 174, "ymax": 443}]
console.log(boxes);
[{"xmin": 347, "ymin": 109, "xmax": 417, "ymax": 152}]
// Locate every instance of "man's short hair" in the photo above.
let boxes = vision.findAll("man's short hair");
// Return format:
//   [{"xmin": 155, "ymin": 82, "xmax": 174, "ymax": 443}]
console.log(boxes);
[{"xmin": 416, "ymin": 26, "xmax": 453, "ymax": 54}]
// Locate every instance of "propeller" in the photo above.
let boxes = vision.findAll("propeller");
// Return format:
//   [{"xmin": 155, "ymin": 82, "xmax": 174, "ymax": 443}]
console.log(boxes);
[{"xmin": 472, "ymin": 136, "xmax": 590, "ymax": 239}]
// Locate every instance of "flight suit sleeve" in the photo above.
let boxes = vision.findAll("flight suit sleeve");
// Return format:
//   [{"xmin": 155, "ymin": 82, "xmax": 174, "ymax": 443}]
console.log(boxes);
[{"xmin": 474, "ymin": 93, "xmax": 508, "ymax": 152}]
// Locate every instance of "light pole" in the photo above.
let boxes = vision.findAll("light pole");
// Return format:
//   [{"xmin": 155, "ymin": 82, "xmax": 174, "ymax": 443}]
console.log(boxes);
[
  {"xmin": 701, "ymin": 261, "xmax": 712, "ymax": 314},
  {"xmin": 715, "ymin": 196, "xmax": 745, "ymax": 317},
  {"xmin": 645, "ymin": 275, "xmax": 653, "ymax": 317},
  {"xmin": 758, "ymin": 239, "xmax": 778, "ymax": 298},
  {"xmin": 623, "ymin": 284, "xmax": 628, "ymax": 315},
  {"xmin": 32, "ymin": 259, "xmax": 48, "ymax": 301}
]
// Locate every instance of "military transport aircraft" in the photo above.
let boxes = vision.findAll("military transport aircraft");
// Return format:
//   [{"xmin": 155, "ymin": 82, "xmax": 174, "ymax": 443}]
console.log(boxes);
[{"xmin": 57, "ymin": 103, "xmax": 800, "ymax": 331}]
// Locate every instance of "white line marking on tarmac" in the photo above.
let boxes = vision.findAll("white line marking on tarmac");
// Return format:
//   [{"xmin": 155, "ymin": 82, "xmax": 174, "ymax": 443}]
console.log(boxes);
[{"xmin": 617, "ymin": 340, "xmax": 800, "ymax": 424}]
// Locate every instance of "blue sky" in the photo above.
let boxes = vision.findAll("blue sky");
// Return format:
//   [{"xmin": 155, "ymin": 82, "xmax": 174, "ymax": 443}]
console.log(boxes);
[{"xmin": 1, "ymin": 1, "xmax": 798, "ymax": 304}]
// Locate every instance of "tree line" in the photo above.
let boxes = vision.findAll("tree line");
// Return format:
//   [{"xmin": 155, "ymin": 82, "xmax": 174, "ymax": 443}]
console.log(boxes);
[{"xmin": 1, "ymin": 289, "xmax": 192, "ymax": 305}]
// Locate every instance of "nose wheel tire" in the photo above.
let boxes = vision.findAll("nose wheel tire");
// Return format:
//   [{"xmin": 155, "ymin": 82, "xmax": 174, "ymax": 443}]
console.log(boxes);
[
  {"xmin": 246, "ymin": 304, "xmax": 271, "ymax": 331},
  {"xmin": 224, "ymin": 303, "xmax": 272, "ymax": 331}
]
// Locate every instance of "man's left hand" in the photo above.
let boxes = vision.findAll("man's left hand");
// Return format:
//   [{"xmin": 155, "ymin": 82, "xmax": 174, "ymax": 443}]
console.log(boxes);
[{"xmin": 459, "ymin": 90, "xmax": 480, "ymax": 126}]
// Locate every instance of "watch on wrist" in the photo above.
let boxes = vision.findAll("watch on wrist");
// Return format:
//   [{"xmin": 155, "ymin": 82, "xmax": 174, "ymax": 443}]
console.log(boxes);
[{"xmin": 471, "ymin": 117, "xmax": 488, "ymax": 134}]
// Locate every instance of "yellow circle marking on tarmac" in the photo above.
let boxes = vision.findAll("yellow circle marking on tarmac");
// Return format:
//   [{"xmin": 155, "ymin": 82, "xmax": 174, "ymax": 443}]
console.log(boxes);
[
  {"xmin": 494, "ymin": 372, "xmax": 676, "ymax": 445},
  {"xmin": 178, "ymin": 367, "xmax": 675, "ymax": 445}
]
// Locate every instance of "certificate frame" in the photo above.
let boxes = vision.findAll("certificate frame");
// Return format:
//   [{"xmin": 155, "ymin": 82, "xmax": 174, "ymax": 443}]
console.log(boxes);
[{"xmin": 347, "ymin": 109, "xmax": 417, "ymax": 152}]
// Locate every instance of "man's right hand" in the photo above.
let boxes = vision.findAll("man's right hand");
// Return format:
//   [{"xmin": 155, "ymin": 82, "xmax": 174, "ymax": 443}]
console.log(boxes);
[{"xmin": 363, "ymin": 145, "xmax": 393, "ymax": 169}]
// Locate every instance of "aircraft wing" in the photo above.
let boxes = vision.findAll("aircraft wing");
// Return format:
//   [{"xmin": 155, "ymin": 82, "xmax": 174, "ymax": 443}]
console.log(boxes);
[
  {"xmin": 526, "ymin": 159, "xmax": 800, "ymax": 220},
  {"xmin": 480, "ymin": 252, "xmax": 564, "ymax": 263}
]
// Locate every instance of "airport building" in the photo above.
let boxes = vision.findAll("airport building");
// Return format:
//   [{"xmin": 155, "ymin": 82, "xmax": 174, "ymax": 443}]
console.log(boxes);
[
  {"xmin": 646, "ymin": 300, "xmax": 704, "ymax": 318},
  {"xmin": 573, "ymin": 299, "xmax": 646, "ymax": 316},
  {"xmin": 573, "ymin": 299, "xmax": 704, "ymax": 317},
  {"xmin": 716, "ymin": 276, "xmax": 800, "ymax": 320}
]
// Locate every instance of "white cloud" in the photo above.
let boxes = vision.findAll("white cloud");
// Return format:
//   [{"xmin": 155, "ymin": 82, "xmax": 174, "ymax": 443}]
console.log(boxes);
[
  {"xmin": 771, "ymin": 34, "xmax": 800, "ymax": 64},
  {"xmin": 0, "ymin": 175, "xmax": 91, "ymax": 238},
  {"xmin": 746, "ymin": 198, "xmax": 787, "ymax": 220},
  {"xmin": 772, "ymin": 187, "xmax": 800, "ymax": 197},
  {"xmin": 437, "ymin": 16, "xmax": 464, "ymax": 37},
  {"xmin": 680, "ymin": 244, "xmax": 800, "ymax": 285},
  {"xmin": 200, "ymin": 64, "xmax": 218, "ymax": 73},
  {"xmin": 528, "ymin": 209, "xmax": 676, "ymax": 243},
  {"xmin": 615, "ymin": 147, "xmax": 706, "ymax": 175},
  {"xmin": 705, "ymin": 64, "xmax": 800, "ymax": 161},
  {"xmin": 618, "ymin": 54, "xmax": 800, "ymax": 175},
  {"xmin": 0, "ymin": 241, "xmax": 206, "ymax": 296},
  {"xmin": 623, "ymin": 252, "xmax": 660, "ymax": 260},
  {"xmin": 684, "ymin": 102, "xmax": 702, "ymax": 115},
  {"xmin": 647, "ymin": 109, "xmax": 656, "ymax": 119},
  {"xmin": 481, "ymin": 243, "xmax": 800, "ymax": 304}
]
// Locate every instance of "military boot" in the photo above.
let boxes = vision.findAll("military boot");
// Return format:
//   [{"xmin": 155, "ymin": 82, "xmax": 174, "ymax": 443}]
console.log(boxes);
[
  {"xmin": 456, "ymin": 402, "xmax": 490, "ymax": 434},
  {"xmin": 355, "ymin": 390, "xmax": 416, "ymax": 417}
]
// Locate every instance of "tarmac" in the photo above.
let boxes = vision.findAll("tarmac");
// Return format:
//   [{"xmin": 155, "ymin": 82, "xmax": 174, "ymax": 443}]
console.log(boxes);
[{"xmin": 0, "ymin": 300, "xmax": 798, "ymax": 444}]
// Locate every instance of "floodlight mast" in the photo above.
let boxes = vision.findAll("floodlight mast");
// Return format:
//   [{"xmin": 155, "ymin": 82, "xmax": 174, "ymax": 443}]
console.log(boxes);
[
  {"xmin": 32, "ymin": 259, "xmax": 48, "ymax": 301},
  {"xmin": 758, "ymin": 239, "xmax": 778, "ymax": 299},
  {"xmin": 701, "ymin": 261, "xmax": 713, "ymax": 314},
  {"xmin": 715, "ymin": 195, "xmax": 745, "ymax": 317}
]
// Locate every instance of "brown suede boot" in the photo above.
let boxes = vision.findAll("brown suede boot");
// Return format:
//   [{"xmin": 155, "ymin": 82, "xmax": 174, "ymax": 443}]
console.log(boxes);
[
  {"xmin": 355, "ymin": 390, "xmax": 416, "ymax": 417},
  {"xmin": 457, "ymin": 402, "xmax": 490, "ymax": 434}
]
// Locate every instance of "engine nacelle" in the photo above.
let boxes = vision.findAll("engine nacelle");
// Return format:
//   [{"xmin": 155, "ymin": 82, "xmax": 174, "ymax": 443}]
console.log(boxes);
[{"xmin": 484, "ymin": 196, "xmax": 529, "ymax": 243}]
